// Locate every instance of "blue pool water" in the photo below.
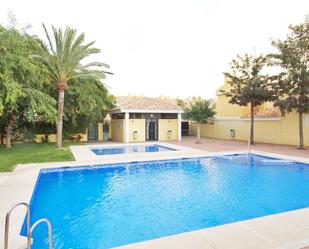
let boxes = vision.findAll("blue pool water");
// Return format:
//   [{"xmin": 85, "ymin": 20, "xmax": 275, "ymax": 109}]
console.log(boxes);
[
  {"xmin": 23, "ymin": 154, "xmax": 309, "ymax": 249},
  {"xmin": 91, "ymin": 144, "xmax": 176, "ymax": 155}
]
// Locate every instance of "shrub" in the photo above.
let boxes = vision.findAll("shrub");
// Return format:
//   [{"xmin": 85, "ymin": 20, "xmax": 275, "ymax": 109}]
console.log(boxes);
[{"xmin": 41, "ymin": 134, "xmax": 49, "ymax": 143}]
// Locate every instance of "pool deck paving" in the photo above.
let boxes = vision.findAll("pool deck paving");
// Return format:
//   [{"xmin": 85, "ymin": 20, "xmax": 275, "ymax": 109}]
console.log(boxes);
[
  {"xmin": 0, "ymin": 173, "xmax": 9, "ymax": 186},
  {"xmin": 1, "ymin": 140, "xmax": 309, "ymax": 249},
  {"xmin": 114, "ymin": 208, "xmax": 309, "ymax": 249},
  {"xmin": 69, "ymin": 141, "xmax": 201, "ymax": 161},
  {"xmin": 170, "ymin": 136, "xmax": 309, "ymax": 159}
]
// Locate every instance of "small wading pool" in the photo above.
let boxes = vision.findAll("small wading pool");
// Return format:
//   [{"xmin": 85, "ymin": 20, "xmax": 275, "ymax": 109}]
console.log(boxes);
[
  {"xmin": 22, "ymin": 154, "xmax": 309, "ymax": 249},
  {"xmin": 91, "ymin": 144, "xmax": 176, "ymax": 155}
]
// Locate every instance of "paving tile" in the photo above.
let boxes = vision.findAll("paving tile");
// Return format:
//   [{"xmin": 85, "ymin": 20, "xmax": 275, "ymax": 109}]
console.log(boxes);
[
  {"xmin": 242, "ymin": 214, "xmax": 309, "ymax": 247},
  {"xmin": 277, "ymin": 209, "xmax": 309, "ymax": 231},
  {"xmin": 196, "ymin": 223, "xmax": 275, "ymax": 249},
  {"xmin": 113, "ymin": 232, "xmax": 214, "ymax": 249},
  {"xmin": 0, "ymin": 172, "xmax": 9, "ymax": 186}
]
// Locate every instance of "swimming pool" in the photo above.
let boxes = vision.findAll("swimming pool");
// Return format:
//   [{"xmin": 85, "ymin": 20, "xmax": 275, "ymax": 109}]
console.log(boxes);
[
  {"xmin": 22, "ymin": 154, "xmax": 309, "ymax": 249},
  {"xmin": 91, "ymin": 144, "xmax": 176, "ymax": 155}
]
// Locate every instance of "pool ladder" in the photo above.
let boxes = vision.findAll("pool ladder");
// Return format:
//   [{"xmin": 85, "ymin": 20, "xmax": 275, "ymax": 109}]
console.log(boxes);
[{"xmin": 3, "ymin": 202, "xmax": 53, "ymax": 249}]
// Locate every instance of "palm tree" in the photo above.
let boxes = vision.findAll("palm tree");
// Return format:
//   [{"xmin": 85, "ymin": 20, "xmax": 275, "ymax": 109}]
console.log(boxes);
[{"xmin": 36, "ymin": 24, "xmax": 110, "ymax": 148}]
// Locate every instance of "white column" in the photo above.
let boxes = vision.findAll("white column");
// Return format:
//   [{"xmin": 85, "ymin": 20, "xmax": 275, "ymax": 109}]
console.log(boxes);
[
  {"xmin": 177, "ymin": 113, "xmax": 182, "ymax": 141},
  {"xmin": 124, "ymin": 112, "xmax": 129, "ymax": 143}
]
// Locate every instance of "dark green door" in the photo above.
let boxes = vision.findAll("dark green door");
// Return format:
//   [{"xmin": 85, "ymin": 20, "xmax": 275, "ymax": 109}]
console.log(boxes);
[
  {"xmin": 88, "ymin": 124, "xmax": 98, "ymax": 141},
  {"xmin": 146, "ymin": 119, "xmax": 158, "ymax": 141}
]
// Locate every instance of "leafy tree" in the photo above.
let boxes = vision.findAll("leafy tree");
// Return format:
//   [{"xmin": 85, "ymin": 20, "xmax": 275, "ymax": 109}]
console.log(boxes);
[
  {"xmin": 222, "ymin": 54, "xmax": 275, "ymax": 145},
  {"xmin": 0, "ymin": 25, "xmax": 56, "ymax": 148},
  {"xmin": 27, "ymin": 78, "xmax": 115, "ymax": 138},
  {"xmin": 62, "ymin": 78, "xmax": 115, "ymax": 136},
  {"xmin": 269, "ymin": 17, "xmax": 309, "ymax": 150},
  {"xmin": 183, "ymin": 98, "xmax": 216, "ymax": 144},
  {"xmin": 35, "ymin": 24, "xmax": 111, "ymax": 148}
]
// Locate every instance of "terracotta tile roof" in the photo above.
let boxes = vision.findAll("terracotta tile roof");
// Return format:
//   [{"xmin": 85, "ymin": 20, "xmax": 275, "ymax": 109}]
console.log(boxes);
[{"xmin": 114, "ymin": 96, "xmax": 183, "ymax": 111}]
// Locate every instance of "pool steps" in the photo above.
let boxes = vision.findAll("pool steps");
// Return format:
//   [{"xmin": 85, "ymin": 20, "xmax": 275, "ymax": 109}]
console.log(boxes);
[{"xmin": 3, "ymin": 202, "xmax": 53, "ymax": 249}]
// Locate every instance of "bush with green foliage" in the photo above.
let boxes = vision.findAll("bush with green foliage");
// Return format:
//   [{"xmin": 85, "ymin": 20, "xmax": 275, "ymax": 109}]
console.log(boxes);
[{"xmin": 41, "ymin": 134, "xmax": 49, "ymax": 143}]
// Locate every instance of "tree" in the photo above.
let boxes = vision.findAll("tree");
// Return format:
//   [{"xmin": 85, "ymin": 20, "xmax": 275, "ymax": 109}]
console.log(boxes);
[
  {"xmin": 35, "ymin": 24, "xmax": 111, "ymax": 148},
  {"xmin": 0, "ymin": 25, "xmax": 56, "ymax": 148},
  {"xmin": 62, "ymin": 78, "xmax": 115, "ymax": 136},
  {"xmin": 183, "ymin": 98, "xmax": 216, "ymax": 144},
  {"xmin": 269, "ymin": 17, "xmax": 309, "ymax": 150},
  {"xmin": 27, "ymin": 78, "xmax": 115, "ymax": 139},
  {"xmin": 222, "ymin": 54, "xmax": 275, "ymax": 145}
]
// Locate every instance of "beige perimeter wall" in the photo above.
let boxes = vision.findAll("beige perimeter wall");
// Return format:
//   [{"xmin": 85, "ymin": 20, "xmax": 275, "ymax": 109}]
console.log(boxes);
[
  {"xmin": 190, "ymin": 112, "xmax": 309, "ymax": 146},
  {"xmin": 34, "ymin": 133, "xmax": 88, "ymax": 143}
]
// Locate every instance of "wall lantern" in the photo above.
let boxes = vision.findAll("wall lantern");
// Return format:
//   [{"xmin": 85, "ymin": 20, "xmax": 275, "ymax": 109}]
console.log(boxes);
[
  {"xmin": 230, "ymin": 129, "xmax": 235, "ymax": 138},
  {"xmin": 167, "ymin": 130, "xmax": 172, "ymax": 139},
  {"xmin": 133, "ymin": 131, "xmax": 138, "ymax": 140}
]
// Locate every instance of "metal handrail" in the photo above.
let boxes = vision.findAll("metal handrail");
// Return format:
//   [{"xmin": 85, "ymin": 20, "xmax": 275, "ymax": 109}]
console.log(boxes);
[
  {"xmin": 4, "ymin": 202, "xmax": 31, "ymax": 249},
  {"xmin": 30, "ymin": 219, "xmax": 53, "ymax": 249}
]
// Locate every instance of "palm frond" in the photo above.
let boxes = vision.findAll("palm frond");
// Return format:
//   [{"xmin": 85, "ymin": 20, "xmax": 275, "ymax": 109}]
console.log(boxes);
[
  {"xmin": 36, "ymin": 24, "xmax": 112, "ymax": 85},
  {"xmin": 42, "ymin": 23, "xmax": 55, "ymax": 54},
  {"xmin": 83, "ymin": 62, "xmax": 110, "ymax": 68}
]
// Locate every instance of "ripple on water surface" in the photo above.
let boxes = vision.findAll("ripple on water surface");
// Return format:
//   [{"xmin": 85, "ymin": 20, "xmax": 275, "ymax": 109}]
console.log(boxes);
[{"xmin": 22, "ymin": 155, "xmax": 309, "ymax": 249}]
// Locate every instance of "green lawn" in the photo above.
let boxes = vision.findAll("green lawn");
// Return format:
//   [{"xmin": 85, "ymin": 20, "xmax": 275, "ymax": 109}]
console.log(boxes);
[{"xmin": 0, "ymin": 142, "xmax": 80, "ymax": 172}]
